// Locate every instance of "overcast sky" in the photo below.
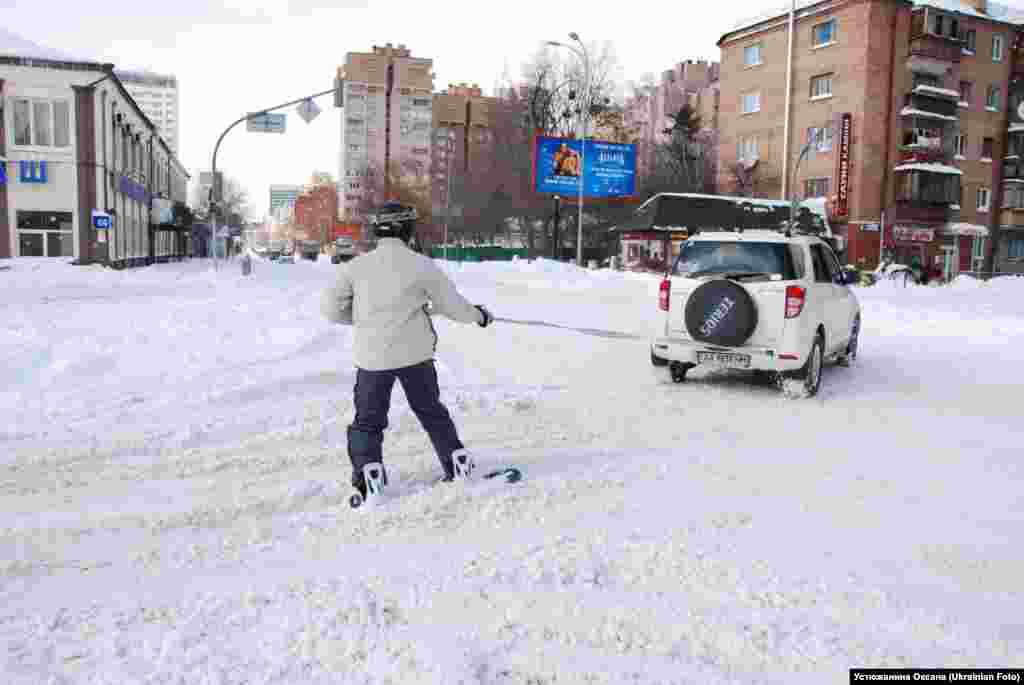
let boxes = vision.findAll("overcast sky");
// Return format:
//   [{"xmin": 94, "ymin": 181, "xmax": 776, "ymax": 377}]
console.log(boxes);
[{"xmin": 3, "ymin": 0, "xmax": 769, "ymax": 219}]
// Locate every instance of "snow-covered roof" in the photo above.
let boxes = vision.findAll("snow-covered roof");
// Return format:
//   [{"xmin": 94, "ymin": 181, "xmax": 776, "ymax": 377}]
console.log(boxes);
[
  {"xmin": 946, "ymin": 222, "xmax": 990, "ymax": 236},
  {"xmin": 893, "ymin": 162, "xmax": 963, "ymax": 175},
  {"xmin": 726, "ymin": 0, "xmax": 1024, "ymax": 44},
  {"xmin": 900, "ymin": 107, "xmax": 959, "ymax": 121},
  {"xmin": 1011, "ymin": 123, "xmax": 1024, "ymax": 133},
  {"xmin": 0, "ymin": 27, "xmax": 104, "ymax": 65},
  {"xmin": 913, "ymin": 85, "xmax": 961, "ymax": 100},
  {"xmin": 917, "ymin": 0, "xmax": 1024, "ymax": 23}
]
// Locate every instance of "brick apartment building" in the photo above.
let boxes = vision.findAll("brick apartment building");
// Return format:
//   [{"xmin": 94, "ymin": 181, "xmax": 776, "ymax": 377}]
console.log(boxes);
[
  {"xmin": 718, "ymin": 0, "xmax": 1024, "ymax": 277},
  {"xmin": 429, "ymin": 83, "xmax": 499, "ymax": 243},
  {"xmin": 293, "ymin": 176, "xmax": 338, "ymax": 248},
  {"xmin": 336, "ymin": 44, "xmax": 434, "ymax": 220},
  {"xmin": 624, "ymin": 60, "xmax": 721, "ymax": 193}
]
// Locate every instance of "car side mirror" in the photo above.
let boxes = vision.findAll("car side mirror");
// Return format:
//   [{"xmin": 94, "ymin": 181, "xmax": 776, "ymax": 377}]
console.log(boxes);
[{"xmin": 834, "ymin": 271, "xmax": 851, "ymax": 286}]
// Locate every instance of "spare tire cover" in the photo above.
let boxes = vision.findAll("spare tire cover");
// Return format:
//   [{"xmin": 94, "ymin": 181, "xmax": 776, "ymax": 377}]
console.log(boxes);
[{"xmin": 684, "ymin": 279, "xmax": 758, "ymax": 347}]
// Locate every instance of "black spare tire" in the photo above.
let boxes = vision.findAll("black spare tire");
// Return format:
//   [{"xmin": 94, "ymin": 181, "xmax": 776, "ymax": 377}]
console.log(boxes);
[{"xmin": 684, "ymin": 279, "xmax": 758, "ymax": 347}]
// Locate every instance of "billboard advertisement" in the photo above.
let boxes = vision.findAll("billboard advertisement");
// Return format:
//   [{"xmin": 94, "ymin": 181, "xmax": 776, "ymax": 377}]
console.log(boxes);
[{"xmin": 534, "ymin": 136, "xmax": 637, "ymax": 198}]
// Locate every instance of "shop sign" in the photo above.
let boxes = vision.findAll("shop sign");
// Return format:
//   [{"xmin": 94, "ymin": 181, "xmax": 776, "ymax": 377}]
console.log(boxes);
[
  {"xmin": 19, "ymin": 160, "xmax": 47, "ymax": 184},
  {"xmin": 621, "ymin": 232, "xmax": 654, "ymax": 241},
  {"xmin": 862, "ymin": 223, "xmax": 880, "ymax": 232},
  {"xmin": 119, "ymin": 175, "xmax": 151, "ymax": 204},
  {"xmin": 0, "ymin": 160, "xmax": 6, "ymax": 185},
  {"xmin": 893, "ymin": 225, "xmax": 934, "ymax": 242},
  {"xmin": 835, "ymin": 113, "xmax": 852, "ymax": 217},
  {"xmin": 91, "ymin": 210, "xmax": 112, "ymax": 230}
]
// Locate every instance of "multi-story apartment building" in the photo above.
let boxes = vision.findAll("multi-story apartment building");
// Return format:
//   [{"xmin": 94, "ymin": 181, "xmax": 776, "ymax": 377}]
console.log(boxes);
[
  {"xmin": 116, "ymin": 69, "xmax": 180, "ymax": 155},
  {"xmin": 293, "ymin": 175, "xmax": 338, "ymax": 246},
  {"xmin": 429, "ymin": 83, "xmax": 499, "ymax": 240},
  {"xmin": 336, "ymin": 44, "xmax": 434, "ymax": 219},
  {"xmin": 268, "ymin": 184, "xmax": 301, "ymax": 217},
  {"xmin": 718, "ymin": 0, "xmax": 1024, "ymax": 277},
  {"xmin": 624, "ymin": 60, "xmax": 721, "ymax": 194},
  {"xmin": 2, "ymin": 33, "xmax": 190, "ymax": 265}
]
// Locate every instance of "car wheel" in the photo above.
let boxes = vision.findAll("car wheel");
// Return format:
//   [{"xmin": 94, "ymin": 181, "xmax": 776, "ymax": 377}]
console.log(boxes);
[
  {"xmin": 669, "ymin": 362, "xmax": 690, "ymax": 383},
  {"xmin": 651, "ymin": 349, "xmax": 668, "ymax": 367},
  {"xmin": 838, "ymin": 315, "xmax": 860, "ymax": 367},
  {"xmin": 791, "ymin": 334, "xmax": 824, "ymax": 397}
]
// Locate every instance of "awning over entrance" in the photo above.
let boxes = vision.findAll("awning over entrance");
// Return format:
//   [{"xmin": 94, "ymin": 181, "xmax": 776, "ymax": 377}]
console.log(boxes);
[{"xmin": 944, "ymin": 222, "xmax": 989, "ymax": 237}]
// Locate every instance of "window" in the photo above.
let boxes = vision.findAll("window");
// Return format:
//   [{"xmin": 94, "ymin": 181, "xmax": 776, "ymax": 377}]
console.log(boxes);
[
  {"xmin": 959, "ymin": 81, "xmax": 972, "ymax": 106},
  {"xmin": 804, "ymin": 178, "xmax": 831, "ymax": 198},
  {"xmin": 982, "ymin": 137, "xmax": 994, "ymax": 160},
  {"xmin": 813, "ymin": 19, "xmax": 836, "ymax": 47},
  {"xmin": 1008, "ymin": 238, "xmax": 1024, "ymax": 259},
  {"xmin": 13, "ymin": 99, "xmax": 31, "ymax": 145},
  {"xmin": 955, "ymin": 134, "xmax": 966, "ymax": 158},
  {"xmin": 977, "ymin": 186, "xmax": 991, "ymax": 212},
  {"xmin": 737, "ymin": 136, "xmax": 759, "ymax": 161},
  {"xmin": 741, "ymin": 92, "xmax": 760, "ymax": 114},
  {"xmin": 964, "ymin": 29, "xmax": 977, "ymax": 54},
  {"xmin": 810, "ymin": 245, "xmax": 833, "ymax": 283},
  {"xmin": 744, "ymin": 43, "xmax": 762, "ymax": 66},
  {"xmin": 412, "ymin": 98, "xmax": 430, "ymax": 107},
  {"xmin": 808, "ymin": 126, "xmax": 833, "ymax": 151},
  {"xmin": 811, "ymin": 74, "xmax": 833, "ymax": 99},
  {"xmin": 993, "ymin": 34, "xmax": 1006, "ymax": 62},
  {"xmin": 11, "ymin": 98, "xmax": 70, "ymax": 148},
  {"xmin": 986, "ymin": 85, "xmax": 1001, "ymax": 110}
]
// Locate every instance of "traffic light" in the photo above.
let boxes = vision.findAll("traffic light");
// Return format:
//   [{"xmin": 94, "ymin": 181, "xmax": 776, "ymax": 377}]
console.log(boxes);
[{"xmin": 334, "ymin": 74, "xmax": 344, "ymax": 108}]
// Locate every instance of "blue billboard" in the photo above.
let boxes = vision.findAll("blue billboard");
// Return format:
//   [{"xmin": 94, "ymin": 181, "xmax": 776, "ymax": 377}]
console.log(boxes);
[{"xmin": 534, "ymin": 136, "xmax": 637, "ymax": 198}]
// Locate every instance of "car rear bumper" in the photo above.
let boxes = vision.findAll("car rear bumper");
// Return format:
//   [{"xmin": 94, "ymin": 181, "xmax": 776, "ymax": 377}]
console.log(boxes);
[{"xmin": 651, "ymin": 336, "xmax": 804, "ymax": 372}]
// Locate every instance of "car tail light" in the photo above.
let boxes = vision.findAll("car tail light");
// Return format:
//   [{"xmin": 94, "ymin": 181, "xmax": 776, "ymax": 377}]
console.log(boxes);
[
  {"xmin": 659, "ymin": 278, "xmax": 671, "ymax": 311},
  {"xmin": 785, "ymin": 285, "xmax": 805, "ymax": 319}
]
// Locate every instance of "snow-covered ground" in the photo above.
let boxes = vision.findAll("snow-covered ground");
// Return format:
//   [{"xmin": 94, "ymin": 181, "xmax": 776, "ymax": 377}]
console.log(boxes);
[{"xmin": 2, "ymin": 256, "xmax": 1023, "ymax": 684}]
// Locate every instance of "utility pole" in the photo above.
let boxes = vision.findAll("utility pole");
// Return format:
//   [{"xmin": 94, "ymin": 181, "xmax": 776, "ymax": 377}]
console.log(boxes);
[
  {"xmin": 209, "ymin": 84, "xmax": 338, "ymax": 268},
  {"xmin": 552, "ymin": 194, "xmax": 562, "ymax": 260}
]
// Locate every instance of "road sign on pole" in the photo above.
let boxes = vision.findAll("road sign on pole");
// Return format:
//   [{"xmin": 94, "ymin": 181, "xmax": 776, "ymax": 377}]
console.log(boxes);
[
  {"xmin": 296, "ymin": 98, "xmax": 321, "ymax": 124},
  {"xmin": 246, "ymin": 112, "xmax": 287, "ymax": 133}
]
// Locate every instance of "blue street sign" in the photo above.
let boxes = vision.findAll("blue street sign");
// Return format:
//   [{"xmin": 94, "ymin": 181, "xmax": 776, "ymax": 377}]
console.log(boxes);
[
  {"xmin": 0, "ymin": 161, "xmax": 7, "ymax": 185},
  {"xmin": 246, "ymin": 112, "xmax": 286, "ymax": 134}
]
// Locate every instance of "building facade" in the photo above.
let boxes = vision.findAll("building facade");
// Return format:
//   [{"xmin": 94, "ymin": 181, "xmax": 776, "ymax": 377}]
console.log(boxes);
[
  {"xmin": 429, "ymin": 83, "xmax": 499, "ymax": 243},
  {"xmin": 718, "ymin": 0, "xmax": 1024, "ymax": 277},
  {"xmin": 2, "ymin": 51, "xmax": 189, "ymax": 264},
  {"xmin": 269, "ymin": 184, "xmax": 301, "ymax": 217},
  {"xmin": 293, "ymin": 176, "xmax": 338, "ymax": 247},
  {"xmin": 116, "ymin": 69, "xmax": 180, "ymax": 155},
  {"xmin": 337, "ymin": 44, "xmax": 434, "ymax": 219}
]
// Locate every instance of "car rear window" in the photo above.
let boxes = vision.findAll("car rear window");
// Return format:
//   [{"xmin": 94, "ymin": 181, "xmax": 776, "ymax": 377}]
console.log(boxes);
[{"xmin": 672, "ymin": 241, "xmax": 799, "ymax": 280}]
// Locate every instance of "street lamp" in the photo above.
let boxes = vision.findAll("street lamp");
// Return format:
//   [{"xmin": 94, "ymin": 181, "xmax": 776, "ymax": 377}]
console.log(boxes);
[{"xmin": 547, "ymin": 33, "xmax": 590, "ymax": 267}]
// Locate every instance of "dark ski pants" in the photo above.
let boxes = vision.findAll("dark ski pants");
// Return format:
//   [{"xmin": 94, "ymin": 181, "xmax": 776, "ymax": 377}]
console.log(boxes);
[{"xmin": 347, "ymin": 360, "xmax": 464, "ymax": 482}]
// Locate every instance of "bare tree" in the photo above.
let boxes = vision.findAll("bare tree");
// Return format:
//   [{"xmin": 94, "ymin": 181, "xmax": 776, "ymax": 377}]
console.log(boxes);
[{"xmin": 190, "ymin": 175, "xmax": 250, "ymax": 222}]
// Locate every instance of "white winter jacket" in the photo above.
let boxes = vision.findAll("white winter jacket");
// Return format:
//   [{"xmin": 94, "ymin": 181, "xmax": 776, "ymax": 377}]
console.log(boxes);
[{"xmin": 320, "ymin": 238, "xmax": 484, "ymax": 371}]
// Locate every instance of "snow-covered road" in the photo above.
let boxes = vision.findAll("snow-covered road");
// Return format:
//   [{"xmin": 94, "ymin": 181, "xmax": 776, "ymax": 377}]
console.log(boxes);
[{"xmin": 2, "ymin": 257, "xmax": 1022, "ymax": 684}]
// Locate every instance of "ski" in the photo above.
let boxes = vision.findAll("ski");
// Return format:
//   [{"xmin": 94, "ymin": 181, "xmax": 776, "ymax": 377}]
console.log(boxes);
[{"xmin": 348, "ymin": 465, "xmax": 522, "ymax": 510}]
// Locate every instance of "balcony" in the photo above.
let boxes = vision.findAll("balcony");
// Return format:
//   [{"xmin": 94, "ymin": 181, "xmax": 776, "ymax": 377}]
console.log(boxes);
[
  {"xmin": 903, "ymin": 92, "xmax": 960, "ymax": 121},
  {"xmin": 909, "ymin": 32, "xmax": 963, "ymax": 62}
]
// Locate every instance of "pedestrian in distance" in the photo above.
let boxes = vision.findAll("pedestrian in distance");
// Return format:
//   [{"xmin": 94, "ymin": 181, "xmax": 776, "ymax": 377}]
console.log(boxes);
[{"xmin": 320, "ymin": 220, "xmax": 494, "ymax": 503}]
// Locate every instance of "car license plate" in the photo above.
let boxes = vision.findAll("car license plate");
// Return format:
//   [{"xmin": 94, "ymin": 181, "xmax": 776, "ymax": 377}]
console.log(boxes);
[{"xmin": 697, "ymin": 351, "xmax": 751, "ymax": 368}]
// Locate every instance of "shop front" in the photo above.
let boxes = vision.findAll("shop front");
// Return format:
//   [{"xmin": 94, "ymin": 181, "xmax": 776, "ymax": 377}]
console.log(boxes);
[
  {"xmin": 16, "ymin": 210, "xmax": 74, "ymax": 257},
  {"xmin": 883, "ymin": 222, "xmax": 987, "ymax": 282}
]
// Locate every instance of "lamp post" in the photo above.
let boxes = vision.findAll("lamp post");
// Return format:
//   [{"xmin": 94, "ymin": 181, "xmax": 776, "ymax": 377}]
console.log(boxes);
[
  {"xmin": 789, "ymin": 134, "xmax": 818, "ymax": 233},
  {"xmin": 547, "ymin": 33, "xmax": 590, "ymax": 266},
  {"xmin": 445, "ymin": 134, "xmax": 454, "ymax": 264}
]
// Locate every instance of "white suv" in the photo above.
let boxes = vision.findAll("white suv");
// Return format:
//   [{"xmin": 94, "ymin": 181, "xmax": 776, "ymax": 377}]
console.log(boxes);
[{"xmin": 650, "ymin": 230, "xmax": 861, "ymax": 397}]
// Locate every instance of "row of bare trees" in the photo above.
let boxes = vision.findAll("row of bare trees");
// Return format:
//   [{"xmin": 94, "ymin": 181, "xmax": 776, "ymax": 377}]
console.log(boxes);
[{"xmin": 348, "ymin": 42, "xmax": 731, "ymax": 258}]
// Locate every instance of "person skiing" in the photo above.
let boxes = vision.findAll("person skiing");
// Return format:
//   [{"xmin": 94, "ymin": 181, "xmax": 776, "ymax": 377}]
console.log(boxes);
[{"xmin": 320, "ymin": 218, "xmax": 494, "ymax": 502}]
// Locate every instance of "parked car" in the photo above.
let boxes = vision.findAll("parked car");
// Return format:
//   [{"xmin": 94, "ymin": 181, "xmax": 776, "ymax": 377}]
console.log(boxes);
[
  {"xmin": 331, "ymin": 236, "xmax": 356, "ymax": 264},
  {"xmin": 650, "ymin": 229, "xmax": 861, "ymax": 397}
]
